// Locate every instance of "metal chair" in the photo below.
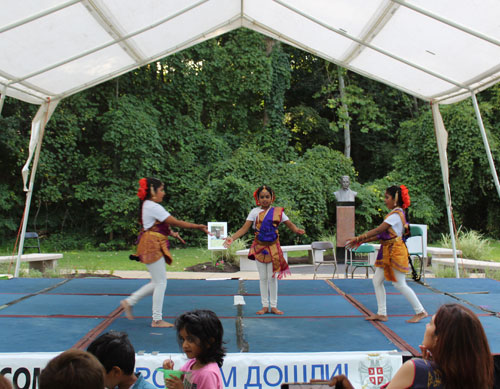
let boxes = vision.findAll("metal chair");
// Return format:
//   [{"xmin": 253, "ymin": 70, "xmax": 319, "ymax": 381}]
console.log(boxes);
[
  {"xmin": 23, "ymin": 232, "xmax": 41, "ymax": 253},
  {"xmin": 312, "ymin": 241, "xmax": 336, "ymax": 279},
  {"xmin": 345, "ymin": 243, "xmax": 375, "ymax": 278},
  {"xmin": 407, "ymin": 225, "xmax": 426, "ymax": 281}
]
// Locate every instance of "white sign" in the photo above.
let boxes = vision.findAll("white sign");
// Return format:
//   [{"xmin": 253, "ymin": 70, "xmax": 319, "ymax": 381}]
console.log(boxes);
[
  {"xmin": 208, "ymin": 222, "xmax": 228, "ymax": 250},
  {"xmin": 0, "ymin": 351, "xmax": 402, "ymax": 389}
]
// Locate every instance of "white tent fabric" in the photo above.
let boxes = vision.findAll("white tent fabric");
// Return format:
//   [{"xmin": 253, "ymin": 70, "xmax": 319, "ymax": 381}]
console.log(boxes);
[
  {"xmin": 2, "ymin": 0, "xmax": 500, "ymax": 278},
  {"xmin": 431, "ymin": 103, "xmax": 460, "ymax": 277},
  {"xmin": 1, "ymin": 0, "xmax": 500, "ymax": 106}
]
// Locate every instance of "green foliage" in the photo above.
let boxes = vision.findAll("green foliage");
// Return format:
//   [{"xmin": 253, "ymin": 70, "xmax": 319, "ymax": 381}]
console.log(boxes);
[
  {"xmin": 213, "ymin": 238, "xmax": 248, "ymax": 266},
  {"xmin": 439, "ymin": 227, "xmax": 492, "ymax": 260},
  {"xmin": 392, "ymin": 101, "xmax": 500, "ymax": 236},
  {"xmin": 1, "ymin": 30, "xmax": 500, "ymax": 249},
  {"xmin": 433, "ymin": 266, "xmax": 469, "ymax": 278}
]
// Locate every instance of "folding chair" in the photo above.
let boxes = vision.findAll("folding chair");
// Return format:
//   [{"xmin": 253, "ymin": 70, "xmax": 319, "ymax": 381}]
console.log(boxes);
[
  {"xmin": 407, "ymin": 225, "xmax": 426, "ymax": 281},
  {"xmin": 345, "ymin": 243, "xmax": 375, "ymax": 278},
  {"xmin": 312, "ymin": 241, "xmax": 336, "ymax": 279},
  {"xmin": 23, "ymin": 232, "xmax": 41, "ymax": 253}
]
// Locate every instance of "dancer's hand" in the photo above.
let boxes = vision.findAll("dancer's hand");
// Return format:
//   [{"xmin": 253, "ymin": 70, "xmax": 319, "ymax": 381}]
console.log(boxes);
[
  {"xmin": 196, "ymin": 224, "xmax": 210, "ymax": 235},
  {"xmin": 295, "ymin": 228, "xmax": 305, "ymax": 235},
  {"xmin": 223, "ymin": 237, "xmax": 233, "ymax": 248},
  {"xmin": 345, "ymin": 238, "xmax": 360, "ymax": 250},
  {"xmin": 170, "ymin": 231, "xmax": 186, "ymax": 244}
]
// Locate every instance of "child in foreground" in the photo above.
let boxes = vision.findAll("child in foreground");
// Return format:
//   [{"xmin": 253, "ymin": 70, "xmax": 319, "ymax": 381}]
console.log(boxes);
[{"xmin": 163, "ymin": 309, "xmax": 226, "ymax": 389}]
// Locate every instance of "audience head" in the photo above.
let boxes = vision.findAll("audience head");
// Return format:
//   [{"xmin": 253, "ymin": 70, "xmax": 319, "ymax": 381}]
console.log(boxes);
[
  {"xmin": 429, "ymin": 303, "xmax": 493, "ymax": 388},
  {"xmin": 0, "ymin": 375, "xmax": 12, "ymax": 389},
  {"xmin": 87, "ymin": 331, "xmax": 136, "ymax": 388},
  {"xmin": 175, "ymin": 309, "xmax": 226, "ymax": 367},
  {"xmin": 39, "ymin": 349, "xmax": 105, "ymax": 389}
]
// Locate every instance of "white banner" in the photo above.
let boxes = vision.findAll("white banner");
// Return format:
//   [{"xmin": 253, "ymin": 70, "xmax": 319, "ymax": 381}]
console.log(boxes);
[{"xmin": 0, "ymin": 351, "xmax": 402, "ymax": 389}]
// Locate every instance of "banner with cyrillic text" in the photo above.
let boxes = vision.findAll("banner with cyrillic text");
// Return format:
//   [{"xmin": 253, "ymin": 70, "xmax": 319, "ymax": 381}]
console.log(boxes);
[{"xmin": 0, "ymin": 350, "xmax": 402, "ymax": 389}]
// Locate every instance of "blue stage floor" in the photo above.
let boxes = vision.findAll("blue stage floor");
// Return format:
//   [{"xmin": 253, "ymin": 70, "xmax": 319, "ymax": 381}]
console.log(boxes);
[{"xmin": 0, "ymin": 277, "xmax": 499, "ymax": 356}]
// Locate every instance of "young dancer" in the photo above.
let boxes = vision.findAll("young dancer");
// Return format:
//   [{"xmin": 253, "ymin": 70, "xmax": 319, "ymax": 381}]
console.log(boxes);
[
  {"xmin": 319, "ymin": 304, "xmax": 494, "ymax": 388},
  {"xmin": 346, "ymin": 185, "xmax": 427, "ymax": 323},
  {"xmin": 87, "ymin": 331, "xmax": 155, "ymax": 389},
  {"xmin": 121, "ymin": 177, "xmax": 210, "ymax": 328},
  {"xmin": 163, "ymin": 310, "xmax": 226, "ymax": 389},
  {"xmin": 224, "ymin": 185, "xmax": 305, "ymax": 315}
]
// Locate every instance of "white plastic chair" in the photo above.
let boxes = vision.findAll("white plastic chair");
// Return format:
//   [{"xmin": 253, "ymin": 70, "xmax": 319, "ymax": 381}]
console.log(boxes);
[{"xmin": 312, "ymin": 241, "xmax": 336, "ymax": 279}]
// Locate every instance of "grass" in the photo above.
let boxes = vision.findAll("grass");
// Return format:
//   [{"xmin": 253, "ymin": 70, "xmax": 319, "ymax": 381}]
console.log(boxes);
[
  {"xmin": 59, "ymin": 247, "xmax": 215, "ymax": 272},
  {"xmin": 0, "ymin": 247, "xmax": 214, "ymax": 274},
  {"xmin": 439, "ymin": 228, "xmax": 492, "ymax": 260},
  {"xmin": 484, "ymin": 240, "xmax": 500, "ymax": 262}
]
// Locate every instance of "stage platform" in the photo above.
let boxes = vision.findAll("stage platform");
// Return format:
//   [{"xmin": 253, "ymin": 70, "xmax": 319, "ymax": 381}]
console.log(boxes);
[{"xmin": 1, "ymin": 277, "xmax": 499, "ymax": 388}]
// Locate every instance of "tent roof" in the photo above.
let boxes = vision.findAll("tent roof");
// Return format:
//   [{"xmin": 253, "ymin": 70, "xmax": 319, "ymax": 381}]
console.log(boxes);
[{"xmin": 2, "ymin": 0, "xmax": 500, "ymax": 106}]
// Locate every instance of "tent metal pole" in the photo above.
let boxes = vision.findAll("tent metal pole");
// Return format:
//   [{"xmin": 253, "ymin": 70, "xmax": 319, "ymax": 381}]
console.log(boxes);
[
  {"xmin": 0, "ymin": 85, "xmax": 6, "ymax": 116},
  {"xmin": 471, "ymin": 93, "xmax": 500, "ymax": 199},
  {"xmin": 431, "ymin": 103, "xmax": 460, "ymax": 278},
  {"xmin": 272, "ymin": 0, "xmax": 466, "ymax": 91},
  {"xmin": 14, "ymin": 101, "xmax": 55, "ymax": 277},
  {"xmin": 392, "ymin": 0, "xmax": 500, "ymax": 47}
]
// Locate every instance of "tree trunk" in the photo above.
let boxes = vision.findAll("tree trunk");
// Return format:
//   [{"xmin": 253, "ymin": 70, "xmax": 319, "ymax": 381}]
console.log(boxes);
[{"xmin": 337, "ymin": 67, "xmax": 351, "ymax": 159}]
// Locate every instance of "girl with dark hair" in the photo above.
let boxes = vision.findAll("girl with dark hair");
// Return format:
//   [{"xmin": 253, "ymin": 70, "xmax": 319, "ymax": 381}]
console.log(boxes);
[
  {"xmin": 121, "ymin": 177, "xmax": 210, "ymax": 328},
  {"xmin": 320, "ymin": 304, "xmax": 494, "ymax": 388},
  {"xmin": 346, "ymin": 185, "xmax": 427, "ymax": 323},
  {"xmin": 163, "ymin": 309, "xmax": 226, "ymax": 389},
  {"xmin": 224, "ymin": 185, "xmax": 305, "ymax": 315}
]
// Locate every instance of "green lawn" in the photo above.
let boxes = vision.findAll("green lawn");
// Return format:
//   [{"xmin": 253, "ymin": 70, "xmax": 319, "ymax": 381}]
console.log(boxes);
[
  {"xmin": 485, "ymin": 240, "xmax": 500, "ymax": 262},
  {"xmin": 58, "ymin": 247, "xmax": 214, "ymax": 272}
]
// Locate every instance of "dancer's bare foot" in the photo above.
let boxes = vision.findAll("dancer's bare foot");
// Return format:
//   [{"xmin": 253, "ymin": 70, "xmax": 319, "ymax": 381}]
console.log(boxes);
[
  {"xmin": 151, "ymin": 320, "xmax": 174, "ymax": 328},
  {"xmin": 406, "ymin": 311, "xmax": 428, "ymax": 323},
  {"xmin": 270, "ymin": 307, "xmax": 284, "ymax": 315},
  {"xmin": 365, "ymin": 314, "xmax": 388, "ymax": 322},
  {"xmin": 120, "ymin": 300, "xmax": 134, "ymax": 320},
  {"xmin": 256, "ymin": 307, "xmax": 269, "ymax": 315}
]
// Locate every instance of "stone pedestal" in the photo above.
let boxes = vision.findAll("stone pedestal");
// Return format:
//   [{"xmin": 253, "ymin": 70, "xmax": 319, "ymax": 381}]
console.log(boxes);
[{"xmin": 336, "ymin": 204, "xmax": 355, "ymax": 263}]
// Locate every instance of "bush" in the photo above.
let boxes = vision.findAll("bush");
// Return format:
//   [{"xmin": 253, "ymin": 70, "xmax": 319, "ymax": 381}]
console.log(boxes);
[
  {"xmin": 439, "ymin": 227, "xmax": 491, "ymax": 260},
  {"xmin": 433, "ymin": 265, "xmax": 469, "ymax": 278},
  {"xmin": 213, "ymin": 238, "xmax": 249, "ymax": 267}
]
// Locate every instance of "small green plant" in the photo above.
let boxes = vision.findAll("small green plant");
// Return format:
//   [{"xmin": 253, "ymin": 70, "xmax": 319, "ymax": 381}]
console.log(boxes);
[
  {"xmin": 485, "ymin": 268, "xmax": 500, "ymax": 281},
  {"xmin": 439, "ymin": 227, "xmax": 491, "ymax": 260},
  {"xmin": 433, "ymin": 265, "xmax": 469, "ymax": 278},
  {"xmin": 215, "ymin": 259, "xmax": 225, "ymax": 270},
  {"xmin": 213, "ymin": 238, "xmax": 248, "ymax": 267}
]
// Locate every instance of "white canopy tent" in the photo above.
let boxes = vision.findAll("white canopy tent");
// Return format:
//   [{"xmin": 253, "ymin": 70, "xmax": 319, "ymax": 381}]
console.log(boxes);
[{"xmin": 2, "ymin": 0, "xmax": 500, "ymax": 277}]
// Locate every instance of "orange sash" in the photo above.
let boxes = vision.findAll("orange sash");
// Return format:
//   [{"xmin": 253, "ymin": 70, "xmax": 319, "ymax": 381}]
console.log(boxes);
[
  {"xmin": 374, "ymin": 209, "xmax": 410, "ymax": 281},
  {"xmin": 134, "ymin": 222, "xmax": 173, "ymax": 265}
]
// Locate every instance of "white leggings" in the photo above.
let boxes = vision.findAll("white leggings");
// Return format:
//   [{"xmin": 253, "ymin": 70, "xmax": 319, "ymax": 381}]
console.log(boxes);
[
  {"xmin": 126, "ymin": 257, "xmax": 167, "ymax": 321},
  {"xmin": 372, "ymin": 267, "xmax": 425, "ymax": 316},
  {"xmin": 256, "ymin": 261, "xmax": 278, "ymax": 308}
]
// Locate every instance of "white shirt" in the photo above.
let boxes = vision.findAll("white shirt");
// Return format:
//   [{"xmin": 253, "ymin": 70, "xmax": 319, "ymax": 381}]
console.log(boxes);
[
  {"xmin": 142, "ymin": 200, "xmax": 171, "ymax": 230},
  {"xmin": 246, "ymin": 207, "xmax": 289, "ymax": 229},
  {"xmin": 385, "ymin": 209, "xmax": 404, "ymax": 237}
]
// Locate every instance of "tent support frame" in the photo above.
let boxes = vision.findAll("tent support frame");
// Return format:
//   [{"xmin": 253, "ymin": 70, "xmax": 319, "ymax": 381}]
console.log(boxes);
[
  {"xmin": 15, "ymin": 101, "xmax": 58, "ymax": 277},
  {"xmin": 0, "ymin": 85, "xmax": 6, "ymax": 116},
  {"xmin": 471, "ymin": 93, "xmax": 500, "ymax": 199},
  {"xmin": 431, "ymin": 103, "xmax": 460, "ymax": 278}
]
